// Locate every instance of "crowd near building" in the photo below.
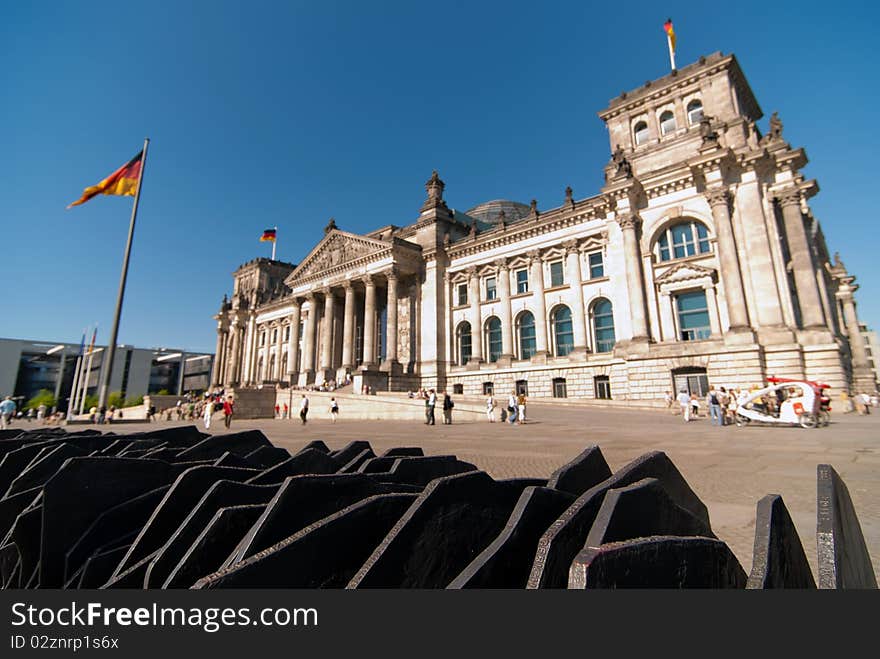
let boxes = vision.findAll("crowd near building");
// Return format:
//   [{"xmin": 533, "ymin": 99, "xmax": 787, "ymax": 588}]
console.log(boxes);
[
  {"xmin": 0, "ymin": 338, "xmax": 213, "ymax": 409},
  {"xmin": 212, "ymin": 52, "xmax": 876, "ymax": 404}
]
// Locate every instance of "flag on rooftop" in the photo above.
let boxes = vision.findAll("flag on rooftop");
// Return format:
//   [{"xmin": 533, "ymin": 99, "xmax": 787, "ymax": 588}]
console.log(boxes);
[{"xmin": 260, "ymin": 228, "xmax": 277, "ymax": 242}]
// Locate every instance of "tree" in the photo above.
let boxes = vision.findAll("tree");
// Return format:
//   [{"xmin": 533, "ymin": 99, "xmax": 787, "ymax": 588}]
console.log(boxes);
[
  {"xmin": 107, "ymin": 391, "xmax": 126, "ymax": 409},
  {"xmin": 156, "ymin": 389, "xmax": 170, "ymax": 396},
  {"xmin": 26, "ymin": 389, "xmax": 56, "ymax": 411}
]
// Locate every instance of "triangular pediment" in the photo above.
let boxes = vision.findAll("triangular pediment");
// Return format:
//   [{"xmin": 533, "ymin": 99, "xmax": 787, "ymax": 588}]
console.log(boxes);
[
  {"xmin": 655, "ymin": 262, "xmax": 716, "ymax": 285},
  {"xmin": 287, "ymin": 230, "xmax": 391, "ymax": 282}
]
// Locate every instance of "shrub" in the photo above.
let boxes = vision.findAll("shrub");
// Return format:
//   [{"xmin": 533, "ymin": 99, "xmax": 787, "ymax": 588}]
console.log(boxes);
[{"xmin": 26, "ymin": 389, "xmax": 56, "ymax": 411}]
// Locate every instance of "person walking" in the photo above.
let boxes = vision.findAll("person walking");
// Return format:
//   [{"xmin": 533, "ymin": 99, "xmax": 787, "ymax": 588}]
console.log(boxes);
[
  {"xmin": 425, "ymin": 389, "xmax": 436, "ymax": 425},
  {"xmin": 203, "ymin": 399, "xmax": 213, "ymax": 429},
  {"xmin": 329, "ymin": 397, "xmax": 339, "ymax": 423},
  {"xmin": 516, "ymin": 392, "xmax": 527, "ymax": 425},
  {"xmin": 507, "ymin": 392, "xmax": 518, "ymax": 424},
  {"xmin": 442, "ymin": 391, "xmax": 454, "ymax": 425},
  {"xmin": 690, "ymin": 393, "xmax": 700, "ymax": 419},
  {"xmin": 283, "ymin": 402, "xmax": 289, "ymax": 419},
  {"xmin": 299, "ymin": 394, "xmax": 310, "ymax": 425},
  {"xmin": 677, "ymin": 389, "xmax": 691, "ymax": 422},
  {"xmin": 486, "ymin": 394, "xmax": 496, "ymax": 423},
  {"xmin": 0, "ymin": 396, "xmax": 16, "ymax": 430},
  {"xmin": 707, "ymin": 385, "xmax": 722, "ymax": 427},
  {"xmin": 664, "ymin": 390, "xmax": 674, "ymax": 413},
  {"xmin": 222, "ymin": 395, "xmax": 234, "ymax": 429},
  {"xmin": 274, "ymin": 403, "xmax": 281, "ymax": 419}
]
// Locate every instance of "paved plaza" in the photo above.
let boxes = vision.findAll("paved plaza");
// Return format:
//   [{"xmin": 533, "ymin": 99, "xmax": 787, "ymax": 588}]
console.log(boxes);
[{"xmin": 110, "ymin": 403, "xmax": 880, "ymax": 580}]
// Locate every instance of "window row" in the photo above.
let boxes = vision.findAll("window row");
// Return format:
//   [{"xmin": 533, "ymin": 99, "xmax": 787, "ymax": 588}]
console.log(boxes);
[
  {"xmin": 455, "ymin": 299, "xmax": 616, "ymax": 365},
  {"xmin": 455, "ymin": 252, "xmax": 605, "ymax": 306},
  {"xmin": 258, "ymin": 326, "xmax": 292, "ymax": 347},
  {"xmin": 633, "ymin": 99, "xmax": 704, "ymax": 146}
]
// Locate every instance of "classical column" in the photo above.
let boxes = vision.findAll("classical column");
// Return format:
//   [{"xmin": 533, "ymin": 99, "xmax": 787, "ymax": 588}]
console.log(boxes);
[
  {"xmin": 301, "ymin": 294, "xmax": 318, "ymax": 380},
  {"xmin": 228, "ymin": 320, "xmax": 242, "ymax": 384},
  {"xmin": 319, "ymin": 289, "xmax": 336, "ymax": 376},
  {"xmin": 841, "ymin": 294, "xmax": 868, "ymax": 369},
  {"xmin": 617, "ymin": 214, "xmax": 649, "ymax": 341},
  {"xmin": 777, "ymin": 188, "xmax": 825, "ymax": 329},
  {"xmin": 466, "ymin": 266, "xmax": 484, "ymax": 363},
  {"xmin": 528, "ymin": 251, "xmax": 549, "ymax": 356},
  {"xmin": 241, "ymin": 314, "xmax": 254, "ymax": 383},
  {"xmin": 564, "ymin": 240, "xmax": 588, "ymax": 353},
  {"xmin": 341, "ymin": 282, "xmax": 356, "ymax": 369},
  {"xmin": 706, "ymin": 188, "xmax": 750, "ymax": 331},
  {"xmin": 275, "ymin": 321, "xmax": 285, "ymax": 380},
  {"xmin": 287, "ymin": 299, "xmax": 302, "ymax": 380},
  {"xmin": 212, "ymin": 325, "xmax": 225, "ymax": 385},
  {"xmin": 704, "ymin": 283, "xmax": 722, "ymax": 337},
  {"xmin": 362, "ymin": 276, "xmax": 377, "ymax": 367},
  {"xmin": 495, "ymin": 259, "xmax": 514, "ymax": 360},
  {"xmin": 383, "ymin": 268, "xmax": 399, "ymax": 368}
]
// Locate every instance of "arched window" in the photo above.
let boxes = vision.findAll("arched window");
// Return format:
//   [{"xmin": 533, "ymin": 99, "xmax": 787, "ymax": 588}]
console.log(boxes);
[
  {"xmin": 516, "ymin": 311, "xmax": 536, "ymax": 360},
  {"xmin": 633, "ymin": 120, "xmax": 649, "ymax": 146},
  {"xmin": 592, "ymin": 299, "xmax": 616, "ymax": 353},
  {"xmin": 659, "ymin": 110, "xmax": 677, "ymax": 136},
  {"xmin": 686, "ymin": 99, "xmax": 703, "ymax": 125},
  {"xmin": 485, "ymin": 317, "xmax": 502, "ymax": 363},
  {"xmin": 456, "ymin": 321, "xmax": 472, "ymax": 366},
  {"xmin": 551, "ymin": 305, "xmax": 574, "ymax": 357},
  {"xmin": 656, "ymin": 221, "xmax": 712, "ymax": 262}
]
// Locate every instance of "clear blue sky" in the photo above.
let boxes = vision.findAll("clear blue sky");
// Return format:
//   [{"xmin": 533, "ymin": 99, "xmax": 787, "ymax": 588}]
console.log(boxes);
[{"xmin": 2, "ymin": 1, "xmax": 877, "ymax": 353}]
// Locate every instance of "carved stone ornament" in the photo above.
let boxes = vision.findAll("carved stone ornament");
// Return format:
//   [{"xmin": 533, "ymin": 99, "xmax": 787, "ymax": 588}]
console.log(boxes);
[
  {"xmin": 562, "ymin": 239, "xmax": 579, "ymax": 255},
  {"xmin": 565, "ymin": 185, "xmax": 574, "ymax": 208},
  {"xmin": 298, "ymin": 234, "xmax": 377, "ymax": 277},
  {"xmin": 705, "ymin": 187, "xmax": 730, "ymax": 209},
  {"xmin": 768, "ymin": 111, "xmax": 783, "ymax": 141},
  {"xmin": 493, "ymin": 257, "xmax": 509, "ymax": 272},
  {"xmin": 324, "ymin": 217, "xmax": 337, "ymax": 234},
  {"xmin": 465, "ymin": 265, "xmax": 478, "ymax": 278},
  {"xmin": 699, "ymin": 114, "xmax": 719, "ymax": 147},
  {"xmin": 775, "ymin": 187, "xmax": 801, "ymax": 209},
  {"xmin": 611, "ymin": 144, "xmax": 632, "ymax": 179},
  {"xmin": 529, "ymin": 199, "xmax": 539, "ymax": 217},
  {"xmin": 420, "ymin": 170, "xmax": 449, "ymax": 212},
  {"xmin": 526, "ymin": 249, "xmax": 542, "ymax": 264},
  {"xmin": 617, "ymin": 213, "xmax": 641, "ymax": 231}
]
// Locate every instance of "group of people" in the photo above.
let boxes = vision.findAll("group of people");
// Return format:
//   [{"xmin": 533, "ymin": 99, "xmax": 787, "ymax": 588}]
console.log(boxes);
[
  {"xmin": 840, "ymin": 391, "xmax": 878, "ymax": 415},
  {"xmin": 666, "ymin": 386, "xmax": 742, "ymax": 425},
  {"xmin": 485, "ymin": 392, "xmax": 528, "ymax": 425}
]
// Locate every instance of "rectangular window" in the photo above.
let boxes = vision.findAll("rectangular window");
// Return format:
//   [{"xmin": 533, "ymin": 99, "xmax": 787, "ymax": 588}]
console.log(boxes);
[
  {"xmin": 515, "ymin": 269, "xmax": 529, "ymax": 294},
  {"xmin": 549, "ymin": 261, "xmax": 564, "ymax": 287},
  {"xmin": 515, "ymin": 380, "xmax": 529, "ymax": 396},
  {"xmin": 453, "ymin": 384, "xmax": 464, "ymax": 395},
  {"xmin": 552, "ymin": 378, "xmax": 568, "ymax": 398},
  {"xmin": 272, "ymin": 329, "xmax": 278, "ymax": 343},
  {"xmin": 482, "ymin": 382, "xmax": 494, "ymax": 395},
  {"xmin": 594, "ymin": 375, "xmax": 611, "ymax": 400},
  {"xmin": 485, "ymin": 276, "xmax": 497, "ymax": 301},
  {"xmin": 588, "ymin": 252, "xmax": 604, "ymax": 279},
  {"xmin": 457, "ymin": 283, "xmax": 468, "ymax": 306},
  {"xmin": 260, "ymin": 332, "xmax": 266, "ymax": 347},
  {"xmin": 676, "ymin": 290, "xmax": 712, "ymax": 341}
]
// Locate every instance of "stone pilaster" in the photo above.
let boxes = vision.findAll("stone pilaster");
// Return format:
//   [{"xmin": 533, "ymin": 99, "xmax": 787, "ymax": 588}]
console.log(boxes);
[
  {"xmin": 362, "ymin": 276, "xmax": 377, "ymax": 367},
  {"xmin": 319, "ymin": 288, "xmax": 336, "ymax": 382},
  {"xmin": 300, "ymin": 294, "xmax": 318, "ymax": 384},
  {"xmin": 617, "ymin": 213, "xmax": 650, "ymax": 343},
  {"xmin": 467, "ymin": 266, "xmax": 483, "ymax": 365},
  {"xmin": 275, "ymin": 321, "xmax": 285, "ymax": 380},
  {"xmin": 341, "ymin": 282, "xmax": 356, "ymax": 369},
  {"xmin": 564, "ymin": 240, "xmax": 588, "ymax": 355},
  {"xmin": 287, "ymin": 300, "xmax": 301, "ymax": 381},
  {"xmin": 382, "ymin": 269, "xmax": 399, "ymax": 370},
  {"xmin": 777, "ymin": 187, "xmax": 825, "ymax": 329},
  {"xmin": 495, "ymin": 258, "xmax": 514, "ymax": 363},
  {"xmin": 836, "ymin": 277, "xmax": 877, "ymax": 391},
  {"xmin": 527, "ymin": 250, "xmax": 549, "ymax": 359},
  {"xmin": 228, "ymin": 319, "xmax": 242, "ymax": 385}
]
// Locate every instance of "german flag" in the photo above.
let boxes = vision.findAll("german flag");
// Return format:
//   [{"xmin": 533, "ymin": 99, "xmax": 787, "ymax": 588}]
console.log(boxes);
[
  {"xmin": 260, "ymin": 228, "xmax": 277, "ymax": 242},
  {"xmin": 664, "ymin": 18, "xmax": 676, "ymax": 52},
  {"xmin": 67, "ymin": 150, "xmax": 144, "ymax": 208}
]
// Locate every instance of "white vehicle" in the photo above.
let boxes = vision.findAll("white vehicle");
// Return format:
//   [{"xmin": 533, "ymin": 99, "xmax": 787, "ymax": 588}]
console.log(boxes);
[{"xmin": 735, "ymin": 378, "xmax": 830, "ymax": 429}]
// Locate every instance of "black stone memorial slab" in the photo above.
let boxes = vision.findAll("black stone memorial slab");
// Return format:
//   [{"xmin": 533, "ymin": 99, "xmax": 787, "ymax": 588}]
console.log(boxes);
[
  {"xmin": 746, "ymin": 494, "xmax": 816, "ymax": 589},
  {"xmin": 546, "ymin": 446, "xmax": 612, "ymax": 496}
]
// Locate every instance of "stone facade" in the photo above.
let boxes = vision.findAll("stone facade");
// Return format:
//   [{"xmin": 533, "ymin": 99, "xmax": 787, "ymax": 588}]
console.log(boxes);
[{"xmin": 213, "ymin": 52, "xmax": 876, "ymax": 404}]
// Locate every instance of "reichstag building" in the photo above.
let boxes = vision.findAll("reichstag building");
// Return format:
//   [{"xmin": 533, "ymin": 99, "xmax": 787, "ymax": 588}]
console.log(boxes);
[{"xmin": 212, "ymin": 52, "xmax": 876, "ymax": 403}]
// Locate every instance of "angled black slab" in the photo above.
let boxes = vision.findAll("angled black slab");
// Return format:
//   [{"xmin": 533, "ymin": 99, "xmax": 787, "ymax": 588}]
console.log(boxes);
[
  {"xmin": 568, "ymin": 536, "xmax": 747, "ymax": 588},
  {"xmin": 372, "ymin": 455, "xmax": 478, "ymax": 487},
  {"xmin": 144, "ymin": 480, "xmax": 279, "ymax": 588},
  {"xmin": 380, "ymin": 447, "xmax": 424, "ymax": 458},
  {"xmin": 10, "ymin": 505, "xmax": 42, "ymax": 588},
  {"xmin": 64, "ymin": 485, "xmax": 171, "ymax": 581},
  {"xmin": 348, "ymin": 471, "xmax": 530, "ymax": 588},
  {"xmin": 122, "ymin": 426, "xmax": 207, "ymax": 449},
  {"xmin": 528, "ymin": 451, "xmax": 710, "ymax": 589},
  {"xmin": 817, "ymin": 464, "xmax": 878, "ymax": 589},
  {"xmin": 0, "ymin": 487, "xmax": 42, "ymax": 541},
  {"xmin": 77, "ymin": 544, "xmax": 131, "ymax": 589},
  {"xmin": 245, "ymin": 449, "xmax": 338, "ymax": 485},
  {"xmin": 449, "ymin": 485, "xmax": 574, "ymax": 589},
  {"xmin": 176, "ymin": 430, "xmax": 272, "ymax": 462},
  {"xmin": 747, "ymin": 494, "xmax": 815, "ymax": 589},
  {"xmin": 39, "ymin": 457, "xmax": 178, "ymax": 588},
  {"xmin": 7, "ymin": 559, "xmax": 22, "ymax": 589},
  {"xmin": 244, "ymin": 445, "xmax": 291, "ymax": 469},
  {"xmin": 213, "ymin": 452, "xmax": 258, "ymax": 469},
  {"xmin": 196, "ymin": 493, "xmax": 417, "ymax": 589},
  {"xmin": 329, "ymin": 441, "xmax": 374, "ymax": 468},
  {"xmin": 102, "ymin": 550, "xmax": 160, "ymax": 589},
  {"xmin": 117, "ymin": 439, "xmax": 168, "ymax": 456},
  {"xmin": 6, "ymin": 443, "xmax": 89, "ymax": 497},
  {"xmin": 97, "ymin": 439, "xmax": 129, "ymax": 456},
  {"xmin": 227, "ymin": 473, "xmax": 406, "ymax": 566},
  {"xmin": 584, "ymin": 478, "xmax": 715, "ymax": 549},
  {"xmin": 111, "ymin": 466, "xmax": 258, "ymax": 579},
  {"xmin": 0, "ymin": 441, "xmax": 57, "ymax": 494},
  {"xmin": 0, "ymin": 542, "xmax": 20, "ymax": 589},
  {"xmin": 298, "ymin": 440, "xmax": 330, "ymax": 454},
  {"xmin": 357, "ymin": 456, "xmax": 406, "ymax": 474},
  {"xmin": 167, "ymin": 504, "xmax": 268, "ymax": 589},
  {"xmin": 140, "ymin": 447, "xmax": 183, "ymax": 461},
  {"xmin": 546, "ymin": 446, "xmax": 612, "ymax": 496},
  {"xmin": 338, "ymin": 448, "xmax": 376, "ymax": 473}
]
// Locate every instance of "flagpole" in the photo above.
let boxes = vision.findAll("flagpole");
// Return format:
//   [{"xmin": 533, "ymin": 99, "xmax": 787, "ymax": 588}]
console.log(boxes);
[
  {"xmin": 667, "ymin": 34, "xmax": 676, "ymax": 71},
  {"xmin": 97, "ymin": 137, "xmax": 150, "ymax": 410},
  {"xmin": 272, "ymin": 226, "xmax": 277, "ymax": 261},
  {"xmin": 67, "ymin": 354, "xmax": 82, "ymax": 420},
  {"xmin": 79, "ymin": 348, "xmax": 100, "ymax": 415}
]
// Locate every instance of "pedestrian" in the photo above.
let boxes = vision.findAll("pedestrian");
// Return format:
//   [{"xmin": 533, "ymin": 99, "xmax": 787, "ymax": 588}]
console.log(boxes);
[
  {"xmin": 425, "ymin": 389, "xmax": 436, "ymax": 425},
  {"xmin": 283, "ymin": 402, "xmax": 289, "ymax": 419},
  {"xmin": 517, "ymin": 391, "xmax": 527, "ymax": 425},
  {"xmin": 707, "ymin": 385, "xmax": 722, "ymax": 427},
  {"xmin": 677, "ymin": 389, "xmax": 691, "ymax": 422},
  {"xmin": 664, "ymin": 390, "xmax": 674, "ymax": 413},
  {"xmin": 222, "ymin": 395, "xmax": 234, "ymax": 429},
  {"xmin": 442, "ymin": 391, "xmax": 454, "ymax": 425},
  {"xmin": 203, "ymin": 399, "xmax": 213, "ymax": 429},
  {"xmin": 507, "ymin": 392, "xmax": 518, "ymax": 424},
  {"xmin": 690, "ymin": 394, "xmax": 700, "ymax": 419},
  {"xmin": 0, "ymin": 396, "xmax": 16, "ymax": 430},
  {"xmin": 329, "ymin": 397, "xmax": 339, "ymax": 423},
  {"xmin": 299, "ymin": 394, "xmax": 309, "ymax": 425},
  {"xmin": 486, "ymin": 393, "xmax": 496, "ymax": 423},
  {"xmin": 275, "ymin": 403, "xmax": 280, "ymax": 419},
  {"xmin": 38, "ymin": 403, "xmax": 47, "ymax": 422},
  {"xmin": 860, "ymin": 392, "xmax": 872, "ymax": 415}
]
